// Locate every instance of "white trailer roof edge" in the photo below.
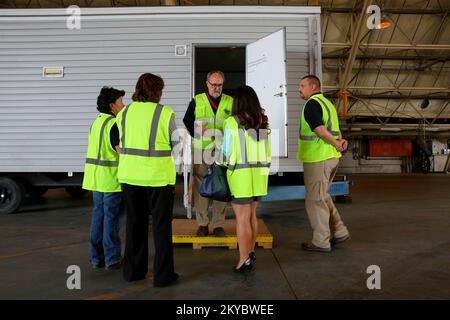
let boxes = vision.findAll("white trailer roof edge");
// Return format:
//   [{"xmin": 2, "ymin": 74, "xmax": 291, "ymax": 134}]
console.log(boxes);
[{"xmin": 0, "ymin": 6, "xmax": 321, "ymax": 17}]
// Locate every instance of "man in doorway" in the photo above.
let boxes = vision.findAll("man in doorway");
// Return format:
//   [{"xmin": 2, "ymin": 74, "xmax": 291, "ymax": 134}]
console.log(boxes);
[
  {"xmin": 183, "ymin": 71, "xmax": 233, "ymax": 237},
  {"xmin": 297, "ymin": 75, "xmax": 350, "ymax": 252}
]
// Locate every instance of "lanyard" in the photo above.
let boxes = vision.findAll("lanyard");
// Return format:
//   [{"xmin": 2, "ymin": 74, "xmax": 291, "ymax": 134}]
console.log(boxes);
[{"xmin": 206, "ymin": 93, "xmax": 219, "ymax": 111}]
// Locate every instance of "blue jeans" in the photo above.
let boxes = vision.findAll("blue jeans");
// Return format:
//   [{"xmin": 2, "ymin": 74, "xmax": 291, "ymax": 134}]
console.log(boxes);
[{"xmin": 90, "ymin": 191, "xmax": 123, "ymax": 267}]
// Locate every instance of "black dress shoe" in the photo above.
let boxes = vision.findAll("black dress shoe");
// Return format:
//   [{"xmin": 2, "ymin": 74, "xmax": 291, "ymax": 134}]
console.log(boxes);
[
  {"xmin": 154, "ymin": 273, "xmax": 179, "ymax": 288},
  {"xmin": 330, "ymin": 234, "xmax": 351, "ymax": 246},
  {"xmin": 249, "ymin": 251, "xmax": 256, "ymax": 262},
  {"xmin": 213, "ymin": 227, "xmax": 226, "ymax": 237},
  {"xmin": 233, "ymin": 258, "xmax": 253, "ymax": 273},
  {"xmin": 196, "ymin": 225, "xmax": 209, "ymax": 237}
]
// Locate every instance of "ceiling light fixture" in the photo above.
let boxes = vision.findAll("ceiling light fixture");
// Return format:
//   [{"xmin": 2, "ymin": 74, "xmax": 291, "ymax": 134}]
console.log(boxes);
[
  {"xmin": 377, "ymin": 21, "xmax": 391, "ymax": 29},
  {"xmin": 377, "ymin": 15, "xmax": 391, "ymax": 29}
]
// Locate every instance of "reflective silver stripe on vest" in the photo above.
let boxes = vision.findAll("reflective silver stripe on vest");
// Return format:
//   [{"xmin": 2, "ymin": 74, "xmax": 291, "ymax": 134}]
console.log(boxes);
[
  {"xmin": 236, "ymin": 117, "xmax": 247, "ymax": 165},
  {"xmin": 299, "ymin": 96, "xmax": 340, "ymax": 141},
  {"xmin": 299, "ymin": 135, "xmax": 317, "ymax": 141},
  {"xmin": 86, "ymin": 115, "xmax": 118, "ymax": 167},
  {"xmin": 121, "ymin": 104, "xmax": 172, "ymax": 158},
  {"xmin": 120, "ymin": 148, "xmax": 172, "ymax": 157},
  {"xmin": 227, "ymin": 162, "xmax": 271, "ymax": 171},
  {"xmin": 149, "ymin": 103, "xmax": 163, "ymax": 151},
  {"xmin": 315, "ymin": 96, "xmax": 340, "ymax": 136},
  {"xmin": 197, "ymin": 117, "xmax": 215, "ymax": 123},
  {"xmin": 121, "ymin": 104, "xmax": 131, "ymax": 149},
  {"xmin": 85, "ymin": 158, "xmax": 118, "ymax": 167},
  {"xmin": 97, "ymin": 116, "xmax": 114, "ymax": 160},
  {"xmin": 228, "ymin": 116, "xmax": 270, "ymax": 170}
]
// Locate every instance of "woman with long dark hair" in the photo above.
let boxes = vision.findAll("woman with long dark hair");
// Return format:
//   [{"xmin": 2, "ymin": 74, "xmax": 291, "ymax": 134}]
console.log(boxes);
[{"xmin": 222, "ymin": 85, "xmax": 271, "ymax": 272}]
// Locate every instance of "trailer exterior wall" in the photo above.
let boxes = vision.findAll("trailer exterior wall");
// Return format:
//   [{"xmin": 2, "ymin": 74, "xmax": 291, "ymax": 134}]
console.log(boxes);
[{"xmin": 0, "ymin": 6, "xmax": 321, "ymax": 173}]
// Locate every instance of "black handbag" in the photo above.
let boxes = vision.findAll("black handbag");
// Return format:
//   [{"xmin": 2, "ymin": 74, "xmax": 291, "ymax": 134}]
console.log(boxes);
[{"xmin": 199, "ymin": 163, "xmax": 232, "ymax": 202}]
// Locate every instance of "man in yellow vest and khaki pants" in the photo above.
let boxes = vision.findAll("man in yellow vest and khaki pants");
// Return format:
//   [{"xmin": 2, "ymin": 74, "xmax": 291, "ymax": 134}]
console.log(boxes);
[
  {"xmin": 183, "ymin": 71, "xmax": 233, "ymax": 237},
  {"xmin": 297, "ymin": 75, "xmax": 350, "ymax": 253}
]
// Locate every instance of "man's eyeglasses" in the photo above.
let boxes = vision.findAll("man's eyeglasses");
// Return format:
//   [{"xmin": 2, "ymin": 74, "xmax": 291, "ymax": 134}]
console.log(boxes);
[{"xmin": 207, "ymin": 81, "xmax": 223, "ymax": 89}]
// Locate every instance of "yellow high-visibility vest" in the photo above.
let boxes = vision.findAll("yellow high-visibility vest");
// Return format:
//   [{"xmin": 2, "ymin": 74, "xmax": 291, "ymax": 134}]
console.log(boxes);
[
  {"xmin": 192, "ymin": 93, "xmax": 233, "ymax": 150},
  {"xmin": 297, "ymin": 93, "xmax": 341, "ymax": 163},
  {"xmin": 82, "ymin": 113, "xmax": 121, "ymax": 192},
  {"xmin": 224, "ymin": 116, "xmax": 271, "ymax": 198},
  {"xmin": 117, "ymin": 102, "xmax": 176, "ymax": 187}
]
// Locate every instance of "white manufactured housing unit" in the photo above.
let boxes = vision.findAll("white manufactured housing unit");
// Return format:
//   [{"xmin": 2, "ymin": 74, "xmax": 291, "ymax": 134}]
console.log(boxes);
[{"xmin": 0, "ymin": 6, "xmax": 322, "ymax": 214}]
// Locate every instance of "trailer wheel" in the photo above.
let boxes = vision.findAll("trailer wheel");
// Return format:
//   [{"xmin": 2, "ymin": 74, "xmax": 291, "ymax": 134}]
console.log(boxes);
[
  {"xmin": 0, "ymin": 177, "xmax": 25, "ymax": 214},
  {"xmin": 65, "ymin": 186, "xmax": 88, "ymax": 199}
]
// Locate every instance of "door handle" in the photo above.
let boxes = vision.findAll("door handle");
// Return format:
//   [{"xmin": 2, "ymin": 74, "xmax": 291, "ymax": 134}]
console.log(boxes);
[{"xmin": 274, "ymin": 84, "xmax": 287, "ymax": 97}]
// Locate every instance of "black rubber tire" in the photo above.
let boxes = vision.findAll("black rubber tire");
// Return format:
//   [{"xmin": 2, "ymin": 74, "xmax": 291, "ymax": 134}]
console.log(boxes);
[
  {"xmin": 65, "ymin": 186, "xmax": 88, "ymax": 199},
  {"xmin": 27, "ymin": 186, "xmax": 49, "ymax": 197},
  {"xmin": 0, "ymin": 177, "xmax": 25, "ymax": 214}
]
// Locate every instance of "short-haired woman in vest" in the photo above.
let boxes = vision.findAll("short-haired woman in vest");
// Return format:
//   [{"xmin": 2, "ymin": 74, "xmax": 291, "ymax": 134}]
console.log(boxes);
[
  {"xmin": 222, "ymin": 85, "xmax": 271, "ymax": 272},
  {"xmin": 117, "ymin": 73, "xmax": 179, "ymax": 287},
  {"xmin": 82, "ymin": 87, "xmax": 125, "ymax": 270}
]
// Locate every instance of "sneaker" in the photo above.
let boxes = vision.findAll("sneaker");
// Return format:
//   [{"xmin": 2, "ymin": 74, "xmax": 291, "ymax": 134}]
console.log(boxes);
[
  {"xmin": 196, "ymin": 225, "xmax": 209, "ymax": 237},
  {"xmin": 106, "ymin": 261, "xmax": 122, "ymax": 270},
  {"xmin": 301, "ymin": 242, "xmax": 331, "ymax": 253},
  {"xmin": 330, "ymin": 234, "xmax": 351, "ymax": 246},
  {"xmin": 213, "ymin": 227, "xmax": 226, "ymax": 237}
]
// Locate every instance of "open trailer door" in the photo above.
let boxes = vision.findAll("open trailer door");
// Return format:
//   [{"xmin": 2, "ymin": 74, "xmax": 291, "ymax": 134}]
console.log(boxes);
[{"xmin": 246, "ymin": 28, "xmax": 288, "ymax": 158}]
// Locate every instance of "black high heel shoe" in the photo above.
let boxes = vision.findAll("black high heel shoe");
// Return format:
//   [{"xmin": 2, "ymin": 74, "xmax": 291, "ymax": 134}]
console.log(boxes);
[
  {"xmin": 249, "ymin": 251, "xmax": 256, "ymax": 263},
  {"xmin": 233, "ymin": 258, "xmax": 253, "ymax": 273}
]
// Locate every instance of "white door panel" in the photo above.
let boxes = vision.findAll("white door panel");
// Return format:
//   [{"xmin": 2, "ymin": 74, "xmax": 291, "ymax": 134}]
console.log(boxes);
[{"xmin": 246, "ymin": 28, "xmax": 288, "ymax": 157}]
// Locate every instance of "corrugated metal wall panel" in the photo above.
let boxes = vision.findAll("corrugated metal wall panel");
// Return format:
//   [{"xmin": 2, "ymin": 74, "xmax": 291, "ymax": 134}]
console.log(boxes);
[{"xmin": 0, "ymin": 12, "xmax": 318, "ymax": 173}]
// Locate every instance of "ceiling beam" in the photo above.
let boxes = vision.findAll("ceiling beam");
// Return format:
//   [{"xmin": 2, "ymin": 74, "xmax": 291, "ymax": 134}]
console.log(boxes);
[
  {"xmin": 323, "ymin": 63, "xmax": 448, "ymax": 71},
  {"xmin": 339, "ymin": 0, "xmax": 371, "ymax": 92},
  {"xmin": 324, "ymin": 86, "xmax": 450, "ymax": 92},
  {"xmin": 0, "ymin": 0, "xmax": 16, "ymax": 8},
  {"xmin": 321, "ymin": 7, "xmax": 448, "ymax": 15},
  {"xmin": 161, "ymin": 0, "xmax": 178, "ymax": 5},
  {"xmin": 322, "ymin": 43, "xmax": 450, "ymax": 50},
  {"xmin": 431, "ymin": 101, "xmax": 450, "ymax": 124},
  {"xmin": 325, "ymin": 94, "xmax": 449, "ymax": 100},
  {"xmin": 322, "ymin": 54, "xmax": 450, "ymax": 61}
]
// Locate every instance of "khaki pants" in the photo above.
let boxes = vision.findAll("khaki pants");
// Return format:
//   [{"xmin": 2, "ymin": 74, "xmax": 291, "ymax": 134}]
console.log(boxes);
[
  {"xmin": 303, "ymin": 158, "xmax": 349, "ymax": 248},
  {"xmin": 191, "ymin": 149, "xmax": 227, "ymax": 229}
]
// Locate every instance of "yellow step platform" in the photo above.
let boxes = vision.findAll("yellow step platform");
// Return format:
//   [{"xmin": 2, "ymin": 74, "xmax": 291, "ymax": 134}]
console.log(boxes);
[{"xmin": 172, "ymin": 219, "xmax": 273, "ymax": 250}]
